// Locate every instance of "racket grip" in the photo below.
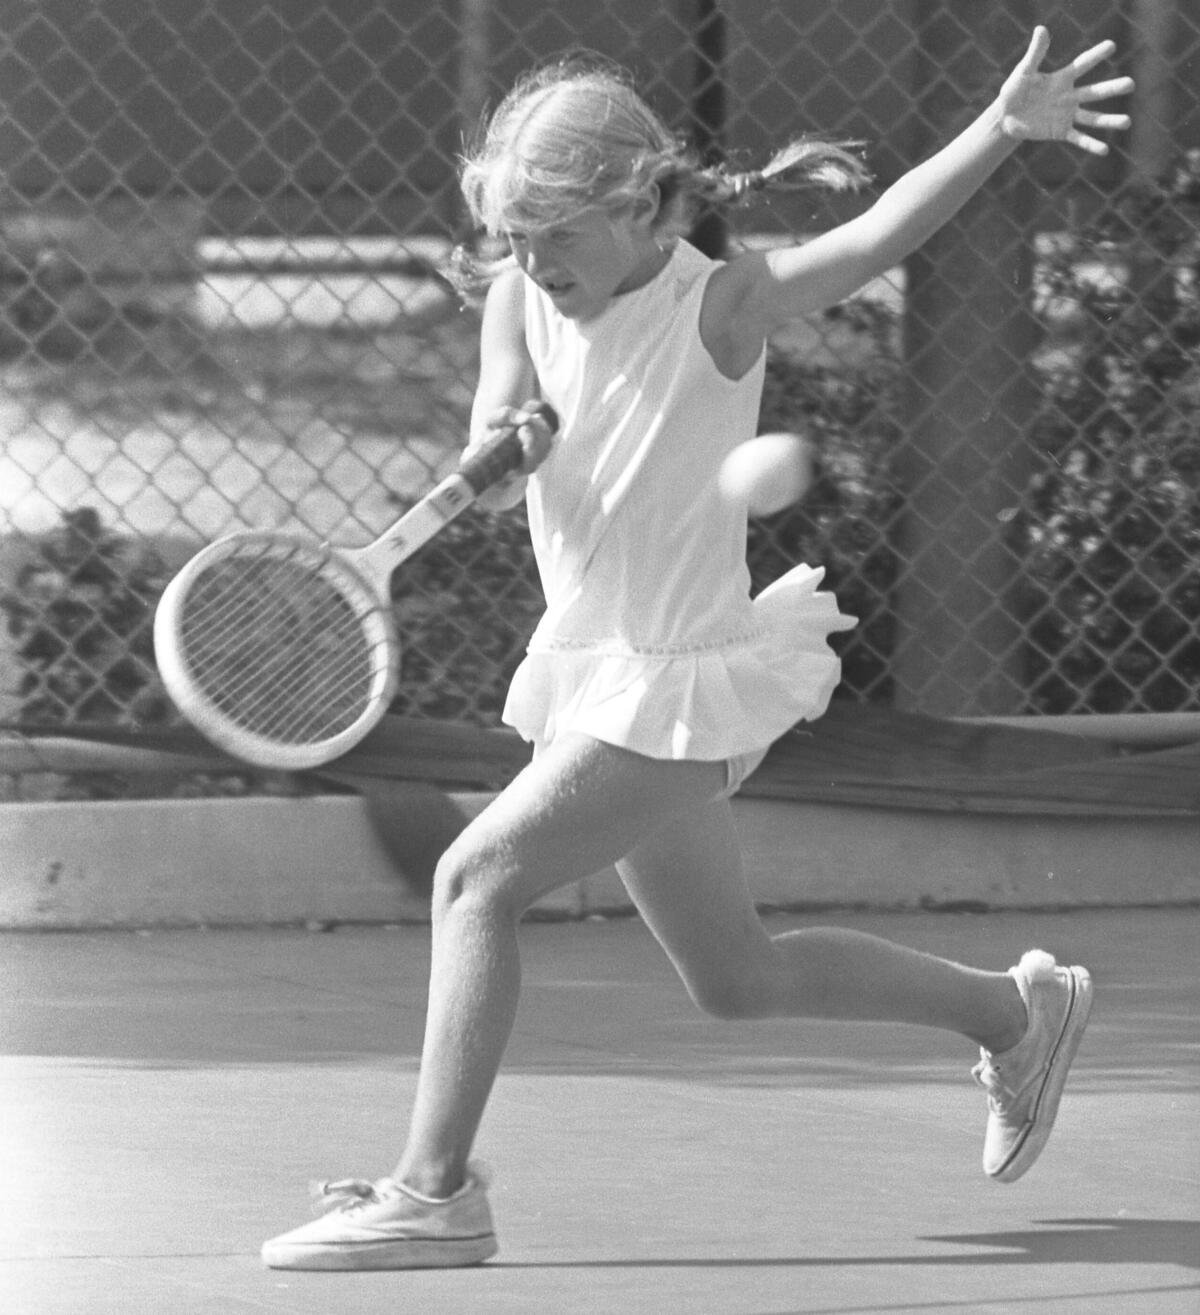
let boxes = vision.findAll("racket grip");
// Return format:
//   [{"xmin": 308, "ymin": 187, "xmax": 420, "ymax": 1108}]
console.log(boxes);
[{"xmin": 458, "ymin": 402, "xmax": 559, "ymax": 496}]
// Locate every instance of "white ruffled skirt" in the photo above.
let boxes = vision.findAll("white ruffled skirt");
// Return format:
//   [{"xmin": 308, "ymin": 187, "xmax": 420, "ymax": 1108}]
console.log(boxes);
[{"xmin": 503, "ymin": 565, "xmax": 857, "ymax": 761}]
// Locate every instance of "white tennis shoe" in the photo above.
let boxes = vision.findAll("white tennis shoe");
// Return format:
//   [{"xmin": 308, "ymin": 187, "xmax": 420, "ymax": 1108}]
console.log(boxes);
[
  {"xmin": 973, "ymin": 949, "xmax": 1093, "ymax": 1183},
  {"xmin": 261, "ymin": 1165, "xmax": 497, "ymax": 1270}
]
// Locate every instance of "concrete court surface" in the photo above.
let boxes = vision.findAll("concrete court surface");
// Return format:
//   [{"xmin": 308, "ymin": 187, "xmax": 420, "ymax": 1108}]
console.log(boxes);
[{"xmin": 1, "ymin": 908, "xmax": 1197, "ymax": 1315}]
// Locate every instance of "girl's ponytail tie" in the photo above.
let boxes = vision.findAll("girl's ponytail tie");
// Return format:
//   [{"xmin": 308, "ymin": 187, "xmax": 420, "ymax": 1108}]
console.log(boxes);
[{"xmin": 730, "ymin": 169, "xmax": 767, "ymax": 202}]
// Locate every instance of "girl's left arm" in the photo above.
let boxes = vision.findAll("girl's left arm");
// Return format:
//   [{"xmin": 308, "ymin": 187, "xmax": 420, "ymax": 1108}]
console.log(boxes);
[{"xmin": 711, "ymin": 27, "xmax": 1132, "ymax": 350}]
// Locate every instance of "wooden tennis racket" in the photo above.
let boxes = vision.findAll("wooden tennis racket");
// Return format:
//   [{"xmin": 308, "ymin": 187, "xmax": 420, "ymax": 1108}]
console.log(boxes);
[{"xmin": 154, "ymin": 403, "xmax": 556, "ymax": 770}]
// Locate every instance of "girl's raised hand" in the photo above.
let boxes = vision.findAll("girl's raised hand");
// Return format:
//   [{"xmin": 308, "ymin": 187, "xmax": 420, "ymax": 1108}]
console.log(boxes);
[{"xmin": 997, "ymin": 27, "xmax": 1133, "ymax": 155}]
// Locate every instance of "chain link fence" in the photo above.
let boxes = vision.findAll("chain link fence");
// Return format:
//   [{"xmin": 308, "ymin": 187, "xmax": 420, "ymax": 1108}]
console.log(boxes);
[{"xmin": 1, "ymin": 0, "xmax": 1198, "ymax": 738}]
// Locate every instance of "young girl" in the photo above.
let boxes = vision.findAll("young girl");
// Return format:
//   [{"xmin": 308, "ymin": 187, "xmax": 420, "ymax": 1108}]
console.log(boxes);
[{"xmin": 263, "ymin": 27, "xmax": 1131, "ymax": 1270}]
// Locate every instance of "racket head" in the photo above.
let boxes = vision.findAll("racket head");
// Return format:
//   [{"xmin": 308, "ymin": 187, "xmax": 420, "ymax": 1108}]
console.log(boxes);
[{"xmin": 154, "ymin": 532, "xmax": 398, "ymax": 770}]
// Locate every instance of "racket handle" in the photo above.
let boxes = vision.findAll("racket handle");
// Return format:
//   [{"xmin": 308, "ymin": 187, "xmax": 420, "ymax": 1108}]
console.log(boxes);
[{"xmin": 458, "ymin": 401, "xmax": 559, "ymax": 495}]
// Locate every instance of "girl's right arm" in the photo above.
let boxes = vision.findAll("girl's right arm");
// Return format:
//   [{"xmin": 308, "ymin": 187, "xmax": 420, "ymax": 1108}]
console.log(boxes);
[{"xmin": 467, "ymin": 265, "xmax": 553, "ymax": 512}]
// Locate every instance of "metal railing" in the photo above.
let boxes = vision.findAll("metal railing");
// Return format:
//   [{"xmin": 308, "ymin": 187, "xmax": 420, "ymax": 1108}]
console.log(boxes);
[{"xmin": 1, "ymin": 1, "xmax": 1197, "ymax": 733}]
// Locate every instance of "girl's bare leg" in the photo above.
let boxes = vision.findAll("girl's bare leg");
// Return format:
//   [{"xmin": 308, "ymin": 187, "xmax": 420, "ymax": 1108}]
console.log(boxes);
[
  {"xmin": 392, "ymin": 734, "xmax": 726, "ymax": 1198},
  {"xmin": 617, "ymin": 798, "xmax": 1026, "ymax": 1046}
]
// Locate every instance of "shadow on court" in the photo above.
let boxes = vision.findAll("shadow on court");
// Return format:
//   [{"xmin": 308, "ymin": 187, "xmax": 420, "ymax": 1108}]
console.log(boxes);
[
  {"xmin": 2, "ymin": 907, "xmax": 1197, "ymax": 1314},
  {"xmin": 496, "ymin": 1218, "xmax": 1200, "ymax": 1270},
  {"xmin": 921, "ymin": 1218, "xmax": 1200, "ymax": 1269}
]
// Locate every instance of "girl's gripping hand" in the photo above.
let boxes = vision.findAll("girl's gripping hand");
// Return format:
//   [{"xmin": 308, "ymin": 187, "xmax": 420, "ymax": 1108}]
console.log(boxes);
[
  {"xmin": 467, "ymin": 401, "xmax": 557, "ymax": 512},
  {"xmin": 997, "ymin": 27, "xmax": 1133, "ymax": 155}
]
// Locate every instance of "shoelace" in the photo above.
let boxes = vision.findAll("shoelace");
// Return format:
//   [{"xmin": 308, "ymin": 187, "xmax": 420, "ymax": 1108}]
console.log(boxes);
[
  {"xmin": 310, "ymin": 1177, "xmax": 393, "ymax": 1217},
  {"xmin": 971, "ymin": 1055, "xmax": 1019, "ymax": 1108},
  {"xmin": 307, "ymin": 1164, "xmax": 490, "ymax": 1217}
]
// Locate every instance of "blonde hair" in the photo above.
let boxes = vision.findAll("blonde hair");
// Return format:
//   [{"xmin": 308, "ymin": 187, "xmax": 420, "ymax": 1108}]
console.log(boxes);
[{"xmin": 450, "ymin": 56, "xmax": 870, "ymax": 293}]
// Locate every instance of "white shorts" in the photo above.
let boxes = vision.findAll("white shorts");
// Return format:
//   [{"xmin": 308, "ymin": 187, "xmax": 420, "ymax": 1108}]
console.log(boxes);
[{"xmin": 721, "ymin": 747, "xmax": 768, "ymax": 798}]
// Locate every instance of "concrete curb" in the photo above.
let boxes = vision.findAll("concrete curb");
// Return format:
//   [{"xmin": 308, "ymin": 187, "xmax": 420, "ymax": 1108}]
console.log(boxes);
[{"xmin": 3, "ymin": 791, "xmax": 1198, "ymax": 929}]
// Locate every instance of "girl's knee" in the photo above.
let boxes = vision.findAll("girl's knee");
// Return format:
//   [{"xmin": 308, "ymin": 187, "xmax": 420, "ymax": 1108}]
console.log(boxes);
[
  {"xmin": 431, "ymin": 834, "xmax": 524, "ymax": 923},
  {"xmin": 685, "ymin": 965, "xmax": 775, "ymax": 1021}
]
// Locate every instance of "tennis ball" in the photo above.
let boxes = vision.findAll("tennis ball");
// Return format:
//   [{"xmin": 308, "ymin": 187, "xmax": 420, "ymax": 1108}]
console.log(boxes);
[{"xmin": 718, "ymin": 433, "xmax": 814, "ymax": 516}]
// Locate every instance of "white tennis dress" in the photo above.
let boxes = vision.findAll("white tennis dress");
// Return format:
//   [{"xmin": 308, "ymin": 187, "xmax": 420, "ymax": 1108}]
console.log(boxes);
[{"xmin": 503, "ymin": 239, "xmax": 856, "ymax": 761}]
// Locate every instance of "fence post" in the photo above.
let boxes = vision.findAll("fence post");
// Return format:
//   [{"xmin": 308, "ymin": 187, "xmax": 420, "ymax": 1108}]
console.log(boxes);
[
  {"xmin": 1129, "ymin": 0, "xmax": 1179, "ymax": 186},
  {"xmin": 452, "ymin": 0, "xmax": 493, "ymax": 235},
  {"xmin": 684, "ymin": 0, "xmax": 729, "ymax": 258},
  {"xmin": 891, "ymin": 3, "xmax": 1037, "ymax": 716}
]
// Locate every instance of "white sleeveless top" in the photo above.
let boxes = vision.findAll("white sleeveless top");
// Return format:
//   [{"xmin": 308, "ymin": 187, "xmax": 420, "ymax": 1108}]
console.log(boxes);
[{"xmin": 504, "ymin": 240, "xmax": 856, "ymax": 761}]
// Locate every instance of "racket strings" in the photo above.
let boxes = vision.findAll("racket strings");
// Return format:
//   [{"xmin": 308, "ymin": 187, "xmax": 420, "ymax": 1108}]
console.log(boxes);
[{"xmin": 177, "ymin": 552, "xmax": 383, "ymax": 745}]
